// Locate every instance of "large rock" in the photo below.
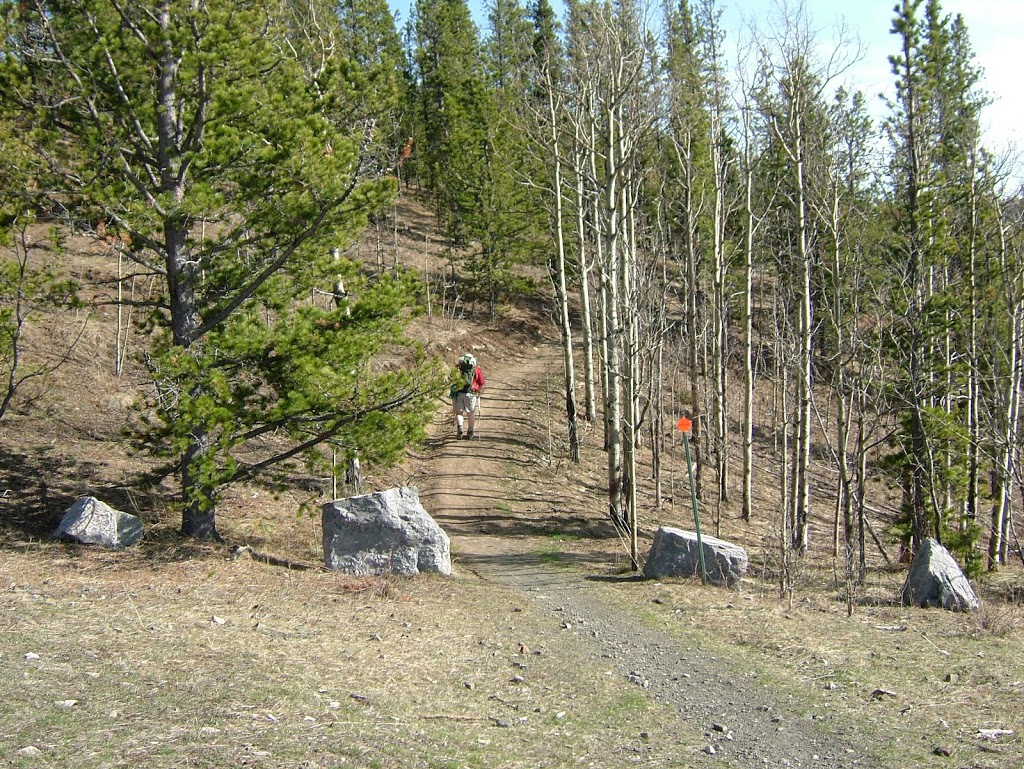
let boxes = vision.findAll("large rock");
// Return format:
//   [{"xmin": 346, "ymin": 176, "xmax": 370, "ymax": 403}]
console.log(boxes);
[
  {"xmin": 643, "ymin": 526, "xmax": 748, "ymax": 587},
  {"xmin": 53, "ymin": 497, "xmax": 143, "ymax": 548},
  {"xmin": 322, "ymin": 487, "xmax": 451, "ymax": 576},
  {"xmin": 901, "ymin": 538, "xmax": 979, "ymax": 611}
]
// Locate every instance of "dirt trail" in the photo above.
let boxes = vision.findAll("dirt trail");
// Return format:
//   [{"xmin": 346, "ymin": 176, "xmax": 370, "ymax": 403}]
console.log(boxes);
[
  {"xmin": 413, "ymin": 342, "xmax": 877, "ymax": 769},
  {"xmin": 417, "ymin": 343, "xmax": 562, "ymax": 561}
]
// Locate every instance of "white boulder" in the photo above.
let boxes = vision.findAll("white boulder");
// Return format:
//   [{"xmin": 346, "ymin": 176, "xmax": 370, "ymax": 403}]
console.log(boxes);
[
  {"xmin": 643, "ymin": 526, "xmax": 747, "ymax": 587},
  {"xmin": 322, "ymin": 487, "xmax": 451, "ymax": 576},
  {"xmin": 901, "ymin": 538, "xmax": 979, "ymax": 611},
  {"xmin": 53, "ymin": 497, "xmax": 143, "ymax": 548}
]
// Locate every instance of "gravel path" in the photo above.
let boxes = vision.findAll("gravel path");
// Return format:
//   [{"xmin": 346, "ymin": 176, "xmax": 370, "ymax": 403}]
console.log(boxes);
[
  {"xmin": 464, "ymin": 554, "xmax": 875, "ymax": 768},
  {"xmin": 418, "ymin": 342, "xmax": 879, "ymax": 769}
]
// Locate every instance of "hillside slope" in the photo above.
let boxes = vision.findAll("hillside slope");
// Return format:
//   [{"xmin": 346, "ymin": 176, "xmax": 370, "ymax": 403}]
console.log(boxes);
[{"xmin": 1, "ymin": 193, "xmax": 1022, "ymax": 768}]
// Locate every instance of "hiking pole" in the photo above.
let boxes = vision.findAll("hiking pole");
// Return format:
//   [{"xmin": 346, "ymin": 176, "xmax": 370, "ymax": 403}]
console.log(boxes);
[{"xmin": 676, "ymin": 416, "xmax": 707, "ymax": 585}]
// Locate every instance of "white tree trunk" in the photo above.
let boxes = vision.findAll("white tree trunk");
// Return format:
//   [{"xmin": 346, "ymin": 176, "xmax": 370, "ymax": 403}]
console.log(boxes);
[{"xmin": 544, "ymin": 67, "xmax": 581, "ymax": 462}]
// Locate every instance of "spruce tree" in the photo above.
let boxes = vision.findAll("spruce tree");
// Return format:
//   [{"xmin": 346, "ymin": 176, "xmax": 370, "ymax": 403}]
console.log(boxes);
[
  {"xmin": 474, "ymin": 0, "xmax": 546, "ymax": 315},
  {"xmin": 485, "ymin": 0, "xmax": 533, "ymax": 95},
  {"xmin": 530, "ymin": 0, "xmax": 558, "ymax": 59},
  {"xmin": 334, "ymin": 0, "xmax": 408, "ymax": 148},
  {"xmin": 413, "ymin": 0, "xmax": 490, "ymax": 245},
  {"xmin": 885, "ymin": 0, "xmax": 988, "ymax": 562}
]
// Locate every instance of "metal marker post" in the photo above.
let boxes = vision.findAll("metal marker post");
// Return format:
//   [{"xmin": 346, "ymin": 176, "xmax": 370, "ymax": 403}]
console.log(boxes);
[{"xmin": 676, "ymin": 417, "xmax": 707, "ymax": 585}]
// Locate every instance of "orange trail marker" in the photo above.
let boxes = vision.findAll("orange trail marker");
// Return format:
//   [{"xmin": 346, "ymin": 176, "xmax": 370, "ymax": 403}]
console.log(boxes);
[{"xmin": 675, "ymin": 415, "xmax": 706, "ymax": 584}]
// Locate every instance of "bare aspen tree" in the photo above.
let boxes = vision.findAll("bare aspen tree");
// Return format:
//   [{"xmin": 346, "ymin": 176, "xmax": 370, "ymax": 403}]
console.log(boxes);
[
  {"xmin": 755, "ymin": 1, "xmax": 860, "ymax": 553},
  {"xmin": 600, "ymin": 26, "xmax": 627, "ymax": 538},
  {"xmin": 663, "ymin": 0, "xmax": 712, "ymax": 503},
  {"xmin": 114, "ymin": 246, "xmax": 135, "ymax": 377},
  {"xmin": 572, "ymin": 128, "xmax": 599, "ymax": 423},
  {"xmin": 537, "ymin": 45, "xmax": 582, "ymax": 462},
  {"xmin": 564, "ymin": 0, "xmax": 659, "ymax": 563},
  {"xmin": 704, "ymin": 1, "xmax": 734, "ymax": 512},
  {"xmin": 623, "ymin": 175, "xmax": 641, "ymax": 563},
  {"xmin": 964, "ymin": 142, "xmax": 982, "ymax": 543},
  {"xmin": 733, "ymin": 37, "xmax": 772, "ymax": 523},
  {"xmin": 772, "ymin": 283, "xmax": 796, "ymax": 597},
  {"xmin": 807, "ymin": 84, "xmax": 873, "ymax": 582},
  {"xmin": 664, "ymin": 0, "xmax": 738, "ymax": 524},
  {"xmin": 988, "ymin": 195, "xmax": 1024, "ymax": 567},
  {"xmin": 758, "ymin": 10, "xmax": 816, "ymax": 553},
  {"xmin": 565, "ymin": 1, "xmax": 625, "ymax": 532},
  {"xmin": 818, "ymin": 165, "xmax": 857, "ymax": 572}
]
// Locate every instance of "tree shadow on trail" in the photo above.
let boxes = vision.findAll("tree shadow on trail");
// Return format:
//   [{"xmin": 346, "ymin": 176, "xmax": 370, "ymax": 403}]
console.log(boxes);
[
  {"xmin": 584, "ymin": 572, "xmax": 646, "ymax": 584},
  {"xmin": 434, "ymin": 509, "xmax": 619, "ymax": 540},
  {"xmin": 456, "ymin": 548, "xmax": 636, "ymax": 580},
  {"xmin": 421, "ymin": 433, "xmax": 546, "ymax": 459}
]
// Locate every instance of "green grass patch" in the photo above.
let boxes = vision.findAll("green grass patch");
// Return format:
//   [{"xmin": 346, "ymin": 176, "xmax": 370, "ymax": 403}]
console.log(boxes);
[{"xmin": 532, "ymin": 540, "xmax": 572, "ymax": 567}]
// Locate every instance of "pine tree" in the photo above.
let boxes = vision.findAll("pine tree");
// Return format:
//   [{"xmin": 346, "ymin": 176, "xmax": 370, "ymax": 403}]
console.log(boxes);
[
  {"xmin": 333, "ymin": 0, "xmax": 409, "ymax": 152},
  {"xmin": 469, "ymin": 0, "xmax": 547, "ymax": 316},
  {"xmin": 1, "ymin": 0, "xmax": 441, "ymax": 539},
  {"xmin": 485, "ymin": 0, "xmax": 534, "ymax": 96}
]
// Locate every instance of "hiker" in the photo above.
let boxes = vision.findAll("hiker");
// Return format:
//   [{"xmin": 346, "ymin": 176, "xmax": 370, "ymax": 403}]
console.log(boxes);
[{"xmin": 450, "ymin": 353, "xmax": 484, "ymax": 439}]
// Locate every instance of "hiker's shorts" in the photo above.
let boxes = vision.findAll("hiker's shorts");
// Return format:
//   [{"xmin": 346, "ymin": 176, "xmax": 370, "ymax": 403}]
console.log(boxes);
[{"xmin": 454, "ymin": 391, "xmax": 479, "ymax": 414}]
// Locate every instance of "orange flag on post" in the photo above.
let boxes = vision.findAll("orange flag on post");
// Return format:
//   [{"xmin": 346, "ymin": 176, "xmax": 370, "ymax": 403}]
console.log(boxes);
[{"xmin": 675, "ymin": 414, "xmax": 706, "ymax": 583}]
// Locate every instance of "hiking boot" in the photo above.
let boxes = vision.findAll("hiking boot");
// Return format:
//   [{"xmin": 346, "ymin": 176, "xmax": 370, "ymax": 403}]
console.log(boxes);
[
  {"xmin": 457, "ymin": 428, "xmax": 463, "ymax": 439},
  {"xmin": 467, "ymin": 430, "xmax": 475, "ymax": 439}
]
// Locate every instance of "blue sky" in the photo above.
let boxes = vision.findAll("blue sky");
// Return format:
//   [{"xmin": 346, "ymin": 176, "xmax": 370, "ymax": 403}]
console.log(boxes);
[
  {"xmin": 387, "ymin": 0, "xmax": 1022, "ymax": 161},
  {"xmin": 725, "ymin": 1, "xmax": 1024, "ymax": 156}
]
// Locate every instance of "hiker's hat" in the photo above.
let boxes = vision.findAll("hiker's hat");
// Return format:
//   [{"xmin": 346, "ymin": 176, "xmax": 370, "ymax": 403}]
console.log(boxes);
[{"xmin": 459, "ymin": 353, "xmax": 476, "ymax": 369}]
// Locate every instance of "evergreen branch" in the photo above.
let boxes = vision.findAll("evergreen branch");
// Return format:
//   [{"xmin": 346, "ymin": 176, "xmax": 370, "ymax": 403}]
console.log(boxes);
[
  {"xmin": 31, "ymin": 1, "xmax": 105, "ymax": 127},
  {"xmin": 114, "ymin": 152, "xmax": 166, "ymax": 216},
  {"xmin": 97, "ymin": 33, "xmax": 158, "ymax": 164},
  {"xmin": 232, "ymin": 387, "xmax": 423, "ymax": 482},
  {"xmin": 194, "ymin": 169, "xmax": 364, "ymax": 339},
  {"xmin": 107, "ymin": 0, "xmax": 154, "ymax": 46},
  {"xmin": 177, "ymin": 62, "xmax": 208, "ymax": 163}
]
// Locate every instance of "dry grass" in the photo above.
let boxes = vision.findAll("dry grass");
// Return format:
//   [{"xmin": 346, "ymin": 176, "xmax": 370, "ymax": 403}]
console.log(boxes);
[
  {"xmin": 0, "ymin": 545, "xmax": 705, "ymax": 769},
  {"xmin": 589, "ymin": 566, "xmax": 1024, "ymax": 768},
  {"xmin": 464, "ymin": 385, "xmax": 1024, "ymax": 768}
]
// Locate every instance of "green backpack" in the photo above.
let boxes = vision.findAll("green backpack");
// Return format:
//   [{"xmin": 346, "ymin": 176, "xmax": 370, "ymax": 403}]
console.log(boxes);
[{"xmin": 450, "ymin": 354, "xmax": 477, "ymax": 398}]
